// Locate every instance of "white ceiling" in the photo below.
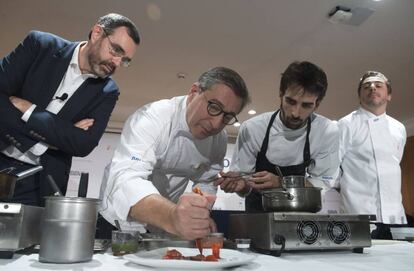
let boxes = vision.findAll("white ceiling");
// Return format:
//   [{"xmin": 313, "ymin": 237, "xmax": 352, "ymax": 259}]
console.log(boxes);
[{"xmin": 1, "ymin": 0, "xmax": 414, "ymax": 137}]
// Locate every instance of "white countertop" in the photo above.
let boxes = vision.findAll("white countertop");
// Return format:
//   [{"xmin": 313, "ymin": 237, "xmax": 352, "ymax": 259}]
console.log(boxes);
[{"xmin": 1, "ymin": 241, "xmax": 413, "ymax": 271}]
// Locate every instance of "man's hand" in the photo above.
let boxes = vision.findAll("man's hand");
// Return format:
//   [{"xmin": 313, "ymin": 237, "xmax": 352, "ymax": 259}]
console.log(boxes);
[
  {"xmin": 247, "ymin": 171, "xmax": 281, "ymax": 190},
  {"xmin": 214, "ymin": 171, "xmax": 250, "ymax": 194},
  {"xmin": 74, "ymin": 118, "xmax": 94, "ymax": 130},
  {"xmin": 169, "ymin": 193, "xmax": 214, "ymax": 240},
  {"xmin": 9, "ymin": 96, "xmax": 32, "ymax": 113}
]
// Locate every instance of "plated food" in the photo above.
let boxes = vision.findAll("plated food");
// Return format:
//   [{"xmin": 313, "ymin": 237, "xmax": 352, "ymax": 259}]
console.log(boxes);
[
  {"xmin": 163, "ymin": 248, "xmax": 219, "ymax": 261},
  {"xmin": 123, "ymin": 247, "xmax": 256, "ymax": 269}
]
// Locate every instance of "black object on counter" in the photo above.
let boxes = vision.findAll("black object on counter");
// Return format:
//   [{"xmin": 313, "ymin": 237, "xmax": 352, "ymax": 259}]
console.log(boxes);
[{"xmin": 78, "ymin": 172, "xmax": 89, "ymax": 198}]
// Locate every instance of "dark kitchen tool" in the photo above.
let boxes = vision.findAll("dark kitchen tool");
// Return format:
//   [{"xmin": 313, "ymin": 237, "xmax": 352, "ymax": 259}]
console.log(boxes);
[
  {"xmin": 78, "ymin": 172, "xmax": 89, "ymax": 198},
  {"xmin": 46, "ymin": 175, "xmax": 63, "ymax": 197}
]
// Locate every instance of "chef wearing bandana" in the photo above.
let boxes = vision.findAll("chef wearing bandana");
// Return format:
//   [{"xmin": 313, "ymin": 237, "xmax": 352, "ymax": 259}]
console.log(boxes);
[{"xmin": 338, "ymin": 71, "xmax": 407, "ymax": 239}]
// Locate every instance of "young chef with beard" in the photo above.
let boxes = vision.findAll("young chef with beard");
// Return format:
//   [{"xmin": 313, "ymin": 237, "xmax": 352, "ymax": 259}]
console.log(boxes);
[
  {"xmin": 216, "ymin": 61, "xmax": 339, "ymax": 212},
  {"xmin": 0, "ymin": 13, "xmax": 140, "ymax": 206},
  {"xmin": 338, "ymin": 71, "xmax": 407, "ymax": 239},
  {"xmin": 100, "ymin": 67, "xmax": 250, "ymax": 240}
]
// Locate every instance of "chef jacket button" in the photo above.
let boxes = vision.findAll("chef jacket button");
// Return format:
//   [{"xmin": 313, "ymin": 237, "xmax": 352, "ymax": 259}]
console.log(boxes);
[
  {"xmin": 5, "ymin": 134, "xmax": 11, "ymax": 138},
  {"xmin": 16, "ymin": 143, "xmax": 21, "ymax": 147}
]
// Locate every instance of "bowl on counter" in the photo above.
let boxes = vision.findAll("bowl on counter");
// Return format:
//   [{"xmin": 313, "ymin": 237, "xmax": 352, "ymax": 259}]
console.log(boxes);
[{"xmin": 111, "ymin": 230, "xmax": 140, "ymax": 256}]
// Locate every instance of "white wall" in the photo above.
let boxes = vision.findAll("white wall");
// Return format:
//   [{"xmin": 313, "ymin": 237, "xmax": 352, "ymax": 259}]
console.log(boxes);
[{"xmin": 67, "ymin": 133, "xmax": 120, "ymax": 198}]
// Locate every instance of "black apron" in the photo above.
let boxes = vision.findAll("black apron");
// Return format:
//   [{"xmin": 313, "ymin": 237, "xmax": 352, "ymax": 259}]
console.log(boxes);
[{"xmin": 245, "ymin": 110, "xmax": 312, "ymax": 212}]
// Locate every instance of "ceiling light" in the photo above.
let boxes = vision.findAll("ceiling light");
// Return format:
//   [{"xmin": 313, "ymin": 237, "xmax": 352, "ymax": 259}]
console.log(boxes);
[
  {"xmin": 248, "ymin": 109, "xmax": 256, "ymax": 115},
  {"xmin": 147, "ymin": 3, "xmax": 162, "ymax": 21},
  {"xmin": 177, "ymin": 72, "xmax": 187, "ymax": 79},
  {"xmin": 233, "ymin": 122, "xmax": 241, "ymax": 127}
]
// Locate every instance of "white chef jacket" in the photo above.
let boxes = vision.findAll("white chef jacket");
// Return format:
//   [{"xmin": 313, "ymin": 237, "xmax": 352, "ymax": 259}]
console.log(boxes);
[
  {"xmin": 338, "ymin": 107, "xmax": 407, "ymax": 224},
  {"xmin": 99, "ymin": 95, "xmax": 226, "ymax": 230},
  {"xmin": 231, "ymin": 111, "xmax": 340, "ymax": 189}
]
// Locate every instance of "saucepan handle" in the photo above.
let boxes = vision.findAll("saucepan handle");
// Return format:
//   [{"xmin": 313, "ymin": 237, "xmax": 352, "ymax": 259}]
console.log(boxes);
[{"xmin": 261, "ymin": 190, "xmax": 294, "ymax": 200}]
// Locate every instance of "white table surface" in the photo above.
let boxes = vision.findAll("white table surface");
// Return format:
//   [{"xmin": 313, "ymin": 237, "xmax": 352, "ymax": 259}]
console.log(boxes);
[{"xmin": 1, "ymin": 240, "xmax": 413, "ymax": 271}]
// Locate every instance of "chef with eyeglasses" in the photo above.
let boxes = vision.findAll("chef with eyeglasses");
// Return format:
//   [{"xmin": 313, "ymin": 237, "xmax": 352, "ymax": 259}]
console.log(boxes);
[
  {"xmin": 338, "ymin": 71, "xmax": 407, "ymax": 239},
  {"xmin": 99, "ymin": 67, "xmax": 250, "ymax": 240}
]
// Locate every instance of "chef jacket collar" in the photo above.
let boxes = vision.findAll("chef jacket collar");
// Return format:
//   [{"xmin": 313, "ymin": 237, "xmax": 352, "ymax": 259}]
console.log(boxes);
[
  {"xmin": 358, "ymin": 107, "xmax": 386, "ymax": 120},
  {"xmin": 275, "ymin": 110, "xmax": 314, "ymax": 137}
]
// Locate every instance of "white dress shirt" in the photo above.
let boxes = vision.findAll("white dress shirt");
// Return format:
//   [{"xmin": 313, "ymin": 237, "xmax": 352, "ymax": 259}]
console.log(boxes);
[
  {"xmin": 338, "ymin": 107, "xmax": 407, "ymax": 224},
  {"xmin": 230, "ymin": 111, "xmax": 340, "ymax": 188},
  {"xmin": 99, "ymin": 95, "xmax": 226, "ymax": 230},
  {"xmin": 2, "ymin": 42, "xmax": 96, "ymax": 165}
]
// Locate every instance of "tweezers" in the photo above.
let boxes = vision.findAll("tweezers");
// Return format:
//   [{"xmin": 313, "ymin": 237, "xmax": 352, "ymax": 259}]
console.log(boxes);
[{"xmin": 213, "ymin": 172, "xmax": 254, "ymax": 181}]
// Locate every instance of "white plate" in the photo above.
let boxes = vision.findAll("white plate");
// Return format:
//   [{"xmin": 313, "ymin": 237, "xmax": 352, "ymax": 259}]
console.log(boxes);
[{"xmin": 123, "ymin": 247, "xmax": 255, "ymax": 269}]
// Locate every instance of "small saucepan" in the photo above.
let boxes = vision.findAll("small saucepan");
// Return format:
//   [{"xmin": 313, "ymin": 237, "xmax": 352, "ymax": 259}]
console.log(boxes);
[{"xmin": 260, "ymin": 187, "xmax": 322, "ymax": 213}]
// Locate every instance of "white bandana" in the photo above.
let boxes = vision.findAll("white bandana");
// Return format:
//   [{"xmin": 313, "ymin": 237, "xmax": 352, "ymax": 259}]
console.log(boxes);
[{"xmin": 362, "ymin": 74, "xmax": 387, "ymax": 85}]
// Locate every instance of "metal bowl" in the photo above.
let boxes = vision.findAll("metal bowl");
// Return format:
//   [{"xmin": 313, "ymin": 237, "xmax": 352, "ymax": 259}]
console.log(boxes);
[{"xmin": 261, "ymin": 187, "xmax": 322, "ymax": 213}]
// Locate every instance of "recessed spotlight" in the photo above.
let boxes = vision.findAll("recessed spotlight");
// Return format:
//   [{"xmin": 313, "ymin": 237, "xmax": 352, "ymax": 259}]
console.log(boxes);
[
  {"xmin": 147, "ymin": 3, "xmax": 162, "ymax": 21},
  {"xmin": 248, "ymin": 109, "xmax": 256, "ymax": 115},
  {"xmin": 233, "ymin": 122, "xmax": 241, "ymax": 127},
  {"xmin": 177, "ymin": 72, "xmax": 187, "ymax": 79}
]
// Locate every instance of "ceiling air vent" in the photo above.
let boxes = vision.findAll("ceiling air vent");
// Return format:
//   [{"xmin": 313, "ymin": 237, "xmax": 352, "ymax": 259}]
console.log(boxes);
[{"xmin": 328, "ymin": 5, "xmax": 375, "ymax": 26}]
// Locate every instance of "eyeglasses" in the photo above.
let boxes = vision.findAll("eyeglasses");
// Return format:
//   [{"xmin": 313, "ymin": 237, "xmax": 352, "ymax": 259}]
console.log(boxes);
[
  {"xmin": 102, "ymin": 28, "xmax": 132, "ymax": 68},
  {"xmin": 202, "ymin": 94, "xmax": 238, "ymax": 125}
]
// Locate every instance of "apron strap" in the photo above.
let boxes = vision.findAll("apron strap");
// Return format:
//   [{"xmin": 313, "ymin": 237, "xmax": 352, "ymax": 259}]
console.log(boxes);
[{"xmin": 258, "ymin": 110, "xmax": 279, "ymax": 157}]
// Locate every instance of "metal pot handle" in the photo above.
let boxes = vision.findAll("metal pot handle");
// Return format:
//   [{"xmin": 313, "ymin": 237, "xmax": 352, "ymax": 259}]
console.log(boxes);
[{"xmin": 262, "ymin": 190, "xmax": 294, "ymax": 200}]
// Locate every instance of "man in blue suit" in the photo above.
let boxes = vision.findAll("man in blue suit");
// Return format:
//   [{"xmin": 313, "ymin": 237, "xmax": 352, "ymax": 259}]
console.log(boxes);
[{"xmin": 0, "ymin": 13, "xmax": 140, "ymax": 206}]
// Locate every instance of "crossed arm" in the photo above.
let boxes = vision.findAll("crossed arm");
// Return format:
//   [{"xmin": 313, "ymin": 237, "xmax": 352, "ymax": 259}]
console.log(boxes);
[{"xmin": 9, "ymin": 96, "xmax": 94, "ymax": 131}]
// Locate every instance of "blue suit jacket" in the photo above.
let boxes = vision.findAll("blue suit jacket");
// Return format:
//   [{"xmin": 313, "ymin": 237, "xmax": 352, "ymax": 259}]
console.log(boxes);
[{"xmin": 0, "ymin": 31, "xmax": 119, "ymax": 200}]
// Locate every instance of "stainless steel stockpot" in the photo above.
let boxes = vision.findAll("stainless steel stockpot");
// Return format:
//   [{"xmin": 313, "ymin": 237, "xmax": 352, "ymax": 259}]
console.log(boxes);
[
  {"xmin": 261, "ymin": 187, "xmax": 322, "ymax": 213},
  {"xmin": 39, "ymin": 196, "xmax": 100, "ymax": 263}
]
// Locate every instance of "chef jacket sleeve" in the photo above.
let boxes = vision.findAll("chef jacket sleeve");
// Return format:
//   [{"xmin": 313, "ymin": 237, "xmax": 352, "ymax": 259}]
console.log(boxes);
[
  {"xmin": 194, "ymin": 150, "xmax": 226, "ymax": 194},
  {"xmin": 192, "ymin": 130, "xmax": 227, "ymax": 192},
  {"xmin": 308, "ymin": 120, "xmax": 341, "ymax": 189},
  {"xmin": 338, "ymin": 118, "xmax": 352, "ymax": 164},
  {"xmin": 396, "ymin": 124, "xmax": 407, "ymax": 161},
  {"xmin": 229, "ymin": 121, "xmax": 258, "ymax": 172},
  {"xmin": 102, "ymin": 108, "xmax": 167, "ymax": 221}
]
